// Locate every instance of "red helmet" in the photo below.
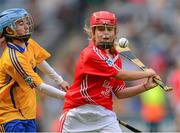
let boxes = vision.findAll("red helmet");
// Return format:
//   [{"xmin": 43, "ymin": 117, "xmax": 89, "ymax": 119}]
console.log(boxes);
[{"xmin": 90, "ymin": 11, "xmax": 117, "ymax": 27}]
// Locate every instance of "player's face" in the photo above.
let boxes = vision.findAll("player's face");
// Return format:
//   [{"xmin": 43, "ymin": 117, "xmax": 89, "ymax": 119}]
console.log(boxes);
[
  {"xmin": 15, "ymin": 17, "xmax": 31, "ymax": 36},
  {"xmin": 93, "ymin": 25, "xmax": 116, "ymax": 45}
]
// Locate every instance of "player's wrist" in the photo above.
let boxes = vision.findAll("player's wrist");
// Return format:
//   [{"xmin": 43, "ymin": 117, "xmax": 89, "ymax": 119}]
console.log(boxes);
[
  {"xmin": 57, "ymin": 76, "xmax": 64, "ymax": 85},
  {"xmin": 143, "ymin": 83, "xmax": 148, "ymax": 91}
]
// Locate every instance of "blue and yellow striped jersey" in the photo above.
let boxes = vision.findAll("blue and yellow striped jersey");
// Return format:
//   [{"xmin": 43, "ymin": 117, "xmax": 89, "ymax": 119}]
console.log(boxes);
[{"xmin": 0, "ymin": 38, "xmax": 50, "ymax": 124}]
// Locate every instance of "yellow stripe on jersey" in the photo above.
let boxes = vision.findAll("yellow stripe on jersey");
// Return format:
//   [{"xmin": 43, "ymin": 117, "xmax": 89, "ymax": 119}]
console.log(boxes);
[{"xmin": 9, "ymin": 48, "xmax": 37, "ymax": 88}]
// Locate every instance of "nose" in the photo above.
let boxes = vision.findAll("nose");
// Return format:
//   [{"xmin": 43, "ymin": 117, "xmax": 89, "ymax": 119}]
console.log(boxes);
[
  {"xmin": 103, "ymin": 33, "xmax": 109, "ymax": 38},
  {"xmin": 104, "ymin": 27, "xmax": 109, "ymax": 33},
  {"xmin": 103, "ymin": 28, "xmax": 110, "ymax": 38},
  {"xmin": 24, "ymin": 23, "xmax": 29, "ymax": 30},
  {"xmin": 24, "ymin": 23, "xmax": 30, "ymax": 34}
]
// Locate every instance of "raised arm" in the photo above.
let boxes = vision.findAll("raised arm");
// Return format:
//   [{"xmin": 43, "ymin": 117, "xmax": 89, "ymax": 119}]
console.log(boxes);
[
  {"xmin": 115, "ymin": 69, "xmax": 156, "ymax": 81},
  {"xmin": 114, "ymin": 76, "xmax": 158, "ymax": 99},
  {"xmin": 37, "ymin": 61, "xmax": 69, "ymax": 91}
]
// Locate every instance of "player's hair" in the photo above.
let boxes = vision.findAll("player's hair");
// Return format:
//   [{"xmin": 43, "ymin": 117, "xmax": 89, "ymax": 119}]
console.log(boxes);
[{"xmin": 83, "ymin": 18, "xmax": 93, "ymax": 40}]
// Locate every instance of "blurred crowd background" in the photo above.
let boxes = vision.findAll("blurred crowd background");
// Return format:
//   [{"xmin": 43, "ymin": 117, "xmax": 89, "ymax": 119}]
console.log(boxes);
[{"xmin": 0, "ymin": 0, "xmax": 180, "ymax": 132}]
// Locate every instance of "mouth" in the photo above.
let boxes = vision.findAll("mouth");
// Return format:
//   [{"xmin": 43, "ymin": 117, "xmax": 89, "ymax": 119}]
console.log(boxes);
[{"xmin": 102, "ymin": 37, "xmax": 110, "ymax": 41}]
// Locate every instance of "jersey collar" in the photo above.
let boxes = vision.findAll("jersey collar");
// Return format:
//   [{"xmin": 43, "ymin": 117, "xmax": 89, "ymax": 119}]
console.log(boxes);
[{"xmin": 7, "ymin": 42, "xmax": 27, "ymax": 53}]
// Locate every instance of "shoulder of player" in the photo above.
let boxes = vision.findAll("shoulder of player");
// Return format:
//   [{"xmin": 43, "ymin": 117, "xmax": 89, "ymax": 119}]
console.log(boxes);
[
  {"xmin": 81, "ymin": 46, "xmax": 97, "ymax": 59},
  {"xmin": 27, "ymin": 38, "xmax": 48, "ymax": 53},
  {"xmin": 27, "ymin": 38, "xmax": 40, "ymax": 47},
  {"xmin": 81, "ymin": 47, "xmax": 107, "ymax": 65},
  {"xmin": 0, "ymin": 51, "xmax": 24, "ymax": 70}
]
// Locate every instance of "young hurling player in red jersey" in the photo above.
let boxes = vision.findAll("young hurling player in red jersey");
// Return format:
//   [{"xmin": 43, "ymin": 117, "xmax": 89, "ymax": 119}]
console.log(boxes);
[{"xmin": 58, "ymin": 11, "xmax": 159, "ymax": 132}]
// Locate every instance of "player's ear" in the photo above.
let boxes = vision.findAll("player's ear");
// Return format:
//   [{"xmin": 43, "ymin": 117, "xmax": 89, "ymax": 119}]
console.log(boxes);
[{"xmin": 5, "ymin": 27, "xmax": 14, "ymax": 35}]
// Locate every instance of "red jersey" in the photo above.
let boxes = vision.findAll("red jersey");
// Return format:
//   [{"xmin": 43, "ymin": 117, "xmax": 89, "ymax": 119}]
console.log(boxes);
[
  {"xmin": 169, "ymin": 69, "xmax": 180, "ymax": 103},
  {"xmin": 64, "ymin": 41, "xmax": 125, "ymax": 111}
]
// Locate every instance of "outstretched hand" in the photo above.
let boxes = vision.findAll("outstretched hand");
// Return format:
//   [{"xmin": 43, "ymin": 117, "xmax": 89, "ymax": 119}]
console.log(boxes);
[{"xmin": 59, "ymin": 80, "xmax": 69, "ymax": 92}]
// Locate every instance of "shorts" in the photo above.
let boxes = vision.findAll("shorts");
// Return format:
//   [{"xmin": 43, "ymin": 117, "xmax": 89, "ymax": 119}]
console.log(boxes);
[
  {"xmin": 0, "ymin": 119, "xmax": 36, "ymax": 132},
  {"xmin": 59, "ymin": 104, "xmax": 122, "ymax": 133}
]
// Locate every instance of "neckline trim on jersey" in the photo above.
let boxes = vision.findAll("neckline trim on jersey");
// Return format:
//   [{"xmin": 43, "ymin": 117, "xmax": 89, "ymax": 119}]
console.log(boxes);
[{"xmin": 7, "ymin": 42, "xmax": 28, "ymax": 53}]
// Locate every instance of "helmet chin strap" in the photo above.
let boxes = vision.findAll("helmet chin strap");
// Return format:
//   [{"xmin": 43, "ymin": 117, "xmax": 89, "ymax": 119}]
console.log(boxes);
[
  {"xmin": 4, "ymin": 34, "xmax": 31, "ymax": 43},
  {"xmin": 97, "ymin": 41, "xmax": 114, "ymax": 50},
  {"xmin": 96, "ymin": 34, "xmax": 115, "ymax": 50},
  {"xmin": 95, "ymin": 30, "xmax": 116, "ymax": 50}
]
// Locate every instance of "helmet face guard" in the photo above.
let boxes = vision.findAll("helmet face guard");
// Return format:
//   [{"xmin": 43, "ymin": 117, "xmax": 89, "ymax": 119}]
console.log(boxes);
[
  {"xmin": 90, "ymin": 11, "xmax": 117, "ymax": 50},
  {"xmin": 0, "ymin": 8, "xmax": 33, "ymax": 42},
  {"xmin": 96, "ymin": 42, "xmax": 114, "ymax": 49}
]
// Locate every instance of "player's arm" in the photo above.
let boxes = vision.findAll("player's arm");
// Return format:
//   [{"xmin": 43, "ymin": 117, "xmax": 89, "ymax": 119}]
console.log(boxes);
[
  {"xmin": 7, "ymin": 52, "xmax": 66, "ymax": 99},
  {"xmin": 115, "ymin": 69, "xmax": 156, "ymax": 81},
  {"xmin": 36, "ymin": 83, "xmax": 65, "ymax": 99},
  {"xmin": 84, "ymin": 49, "xmax": 156, "ymax": 79},
  {"xmin": 37, "ymin": 61, "xmax": 69, "ymax": 91},
  {"xmin": 114, "ymin": 76, "xmax": 158, "ymax": 99},
  {"xmin": 114, "ymin": 84, "xmax": 146, "ymax": 98}
]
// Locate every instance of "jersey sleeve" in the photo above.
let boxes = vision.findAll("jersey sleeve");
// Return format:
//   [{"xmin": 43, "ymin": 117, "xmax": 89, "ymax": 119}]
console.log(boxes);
[
  {"xmin": 28, "ymin": 38, "xmax": 51, "ymax": 65},
  {"xmin": 7, "ymin": 50, "xmax": 43, "ymax": 88},
  {"xmin": 83, "ymin": 51, "xmax": 121, "ymax": 77}
]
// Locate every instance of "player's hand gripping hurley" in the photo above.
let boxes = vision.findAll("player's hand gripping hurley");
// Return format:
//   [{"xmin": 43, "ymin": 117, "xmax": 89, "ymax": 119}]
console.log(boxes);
[{"xmin": 116, "ymin": 38, "xmax": 172, "ymax": 92}]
